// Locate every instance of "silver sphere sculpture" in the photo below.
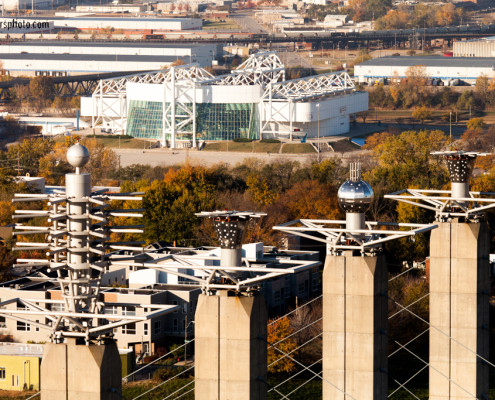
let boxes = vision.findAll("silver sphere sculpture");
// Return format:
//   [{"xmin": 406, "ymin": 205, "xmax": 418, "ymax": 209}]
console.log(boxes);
[
  {"xmin": 338, "ymin": 179, "xmax": 374, "ymax": 213},
  {"xmin": 67, "ymin": 142, "xmax": 90, "ymax": 169}
]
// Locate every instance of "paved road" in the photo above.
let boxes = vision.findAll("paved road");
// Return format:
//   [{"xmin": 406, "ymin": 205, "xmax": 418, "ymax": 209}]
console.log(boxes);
[
  {"xmin": 232, "ymin": 13, "xmax": 268, "ymax": 34},
  {"xmin": 114, "ymin": 148, "xmax": 360, "ymax": 168}
]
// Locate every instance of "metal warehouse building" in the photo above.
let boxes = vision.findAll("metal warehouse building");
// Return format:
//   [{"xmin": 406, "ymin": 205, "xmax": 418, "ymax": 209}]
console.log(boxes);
[
  {"xmin": 0, "ymin": 43, "xmax": 217, "ymax": 76},
  {"xmin": 354, "ymin": 56, "xmax": 495, "ymax": 85},
  {"xmin": 0, "ymin": 16, "xmax": 202, "ymax": 31},
  {"xmin": 454, "ymin": 37, "xmax": 495, "ymax": 58},
  {"xmin": 81, "ymin": 52, "xmax": 368, "ymax": 147}
]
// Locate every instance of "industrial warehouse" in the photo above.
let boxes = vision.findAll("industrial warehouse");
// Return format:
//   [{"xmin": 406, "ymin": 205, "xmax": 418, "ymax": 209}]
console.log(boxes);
[
  {"xmin": 0, "ymin": 42, "xmax": 218, "ymax": 75},
  {"xmin": 354, "ymin": 55, "xmax": 495, "ymax": 86},
  {"xmin": 82, "ymin": 51, "xmax": 368, "ymax": 145}
]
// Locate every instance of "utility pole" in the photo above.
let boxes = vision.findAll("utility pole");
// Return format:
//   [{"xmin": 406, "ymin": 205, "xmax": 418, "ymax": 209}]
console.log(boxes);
[
  {"xmin": 184, "ymin": 315, "xmax": 187, "ymax": 365},
  {"xmin": 449, "ymin": 111, "xmax": 452, "ymax": 143},
  {"xmin": 316, "ymin": 103, "xmax": 320, "ymax": 163}
]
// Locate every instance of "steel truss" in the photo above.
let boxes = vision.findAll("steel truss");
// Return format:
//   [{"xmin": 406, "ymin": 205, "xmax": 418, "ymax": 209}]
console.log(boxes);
[
  {"xmin": 384, "ymin": 189, "xmax": 495, "ymax": 221},
  {"xmin": 5, "ymin": 189, "xmax": 178, "ymax": 343},
  {"xmin": 259, "ymin": 70, "xmax": 355, "ymax": 139},
  {"xmin": 385, "ymin": 151, "xmax": 495, "ymax": 222},
  {"xmin": 273, "ymin": 219, "xmax": 437, "ymax": 255},
  {"xmin": 90, "ymin": 51, "xmax": 361, "ymax": 145},
  {"xmin": 110, "ymin": 250, "xmax": 320, "ymax": 294}
]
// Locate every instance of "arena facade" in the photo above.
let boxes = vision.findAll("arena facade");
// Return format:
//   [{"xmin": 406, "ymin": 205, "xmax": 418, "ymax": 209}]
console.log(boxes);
[{"xmin": 82, "ymin": 52, "xmax": 368, "ymax": 147}]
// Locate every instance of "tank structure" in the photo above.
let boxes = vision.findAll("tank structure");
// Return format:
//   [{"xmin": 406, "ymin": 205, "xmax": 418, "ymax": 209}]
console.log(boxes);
[
  {"xmin": 274, "ymin": 163, "xmax": 437, "ymax": 400},
  {"xmin": 111, "ymin": 210, "xmax": 321, "ymax": 400},
  {"xmin": 0, "ymin": 143, "xmax": 178, "ymax": 400},
  {"xmin": 385, "ymin": 150, "xmax": 495, "ymax": 400}
]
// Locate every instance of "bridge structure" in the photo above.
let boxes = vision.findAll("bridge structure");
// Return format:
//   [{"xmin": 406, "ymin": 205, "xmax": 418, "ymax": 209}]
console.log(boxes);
[
  {"xmin": 0, "ymin": 70, "xmax": 153, "ymax": 102},
  {"xmin": 4, "ymin": 24, "xmax": 494, "ymax": 47}
]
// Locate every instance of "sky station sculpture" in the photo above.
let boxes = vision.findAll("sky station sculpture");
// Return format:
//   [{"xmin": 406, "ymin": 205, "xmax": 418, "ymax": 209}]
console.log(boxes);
[
  {"xmin": 274, "ymin": 163, "xmax": 437, "ymax": 400},
  {"xmin": 0, "ymin": 142, "xmax": 177, "ymax": 399},
  {"xmin": 385, "ymin": 150, "xmax": 495, "ymax": 400},
  {"xmin": 112, "ymin": 210, "xmax": 321, "ymax": 400}
]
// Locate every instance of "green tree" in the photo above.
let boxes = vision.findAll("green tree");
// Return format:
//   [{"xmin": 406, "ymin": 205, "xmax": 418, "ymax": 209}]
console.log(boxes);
[
  {"xmin": 142, "ymin": 165, "xmax": 218, "ymax": 245},
  {"xmin": 366, "ymin": 0, "xmax": 392, "ymax": 19}
]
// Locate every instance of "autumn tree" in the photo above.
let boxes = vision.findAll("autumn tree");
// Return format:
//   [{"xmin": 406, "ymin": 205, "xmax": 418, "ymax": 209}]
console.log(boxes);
[
  {"xmin": 435, "ymin": 3, "xmax": 456, "ymax": 26},
  {"xmin": 7, "ymin": 137, "xmax": 54, "ymax": 177},
  {"xmin": 466, "ymin": 117, "xmax": 487, "ymax": 131},
  {"xmin": 412, "ymin": 106, "xmax": 432, "ymax": 125},
  {"xmin": 29, "ymin": 76, "xmax": 55, "ymax": 112},
  {"xmin": 267, "ymin": 316, "xmax": 297, "ymax": 374},
  {"xmin": 364, "ymin": 130, "xmax": 449, "ymax": 220},
  {"xmin": 80, "ymin": 138, "xmax": 119, "ymax": 183},
  {"xmin": 142, "ymin": 165, "xmax": 219, "ymax": 245}
]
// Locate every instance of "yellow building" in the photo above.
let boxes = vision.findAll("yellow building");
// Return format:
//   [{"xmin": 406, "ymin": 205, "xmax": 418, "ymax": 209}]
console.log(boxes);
[{"xmin": 0, "ymin": 344, "xmax": 42, "ymax": 391}]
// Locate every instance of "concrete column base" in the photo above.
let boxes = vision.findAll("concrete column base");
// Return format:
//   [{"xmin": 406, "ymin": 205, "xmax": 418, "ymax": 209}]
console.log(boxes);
[
  {"xmin": 195, "ymin": 292, "xmax": 267, "ymax": 400},
  {"xmin": 429, "ymin": 221, "xmax": 489, "ymax": 400},
  {"xmin": 323, "ymin": 254, "xmax": 387, "ymax": 400},
  {"xmin": 40, "ymin": 339, "xmax": 122, "ymax": 400}
]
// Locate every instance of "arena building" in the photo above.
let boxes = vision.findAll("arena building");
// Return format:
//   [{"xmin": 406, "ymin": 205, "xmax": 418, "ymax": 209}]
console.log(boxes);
[
  {"xmin": 81, "ymin": 52, "xmax": 368, "ymax": 146},
  {"xmin": 354, "ymin": 55, "xmax": 495, "ymax": 86}
]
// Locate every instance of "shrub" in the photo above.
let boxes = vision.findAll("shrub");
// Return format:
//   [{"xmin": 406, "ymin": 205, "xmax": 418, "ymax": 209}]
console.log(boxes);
[{"xmin": 233, "ymin": 137, "xmax": 253, "ymax": 142}]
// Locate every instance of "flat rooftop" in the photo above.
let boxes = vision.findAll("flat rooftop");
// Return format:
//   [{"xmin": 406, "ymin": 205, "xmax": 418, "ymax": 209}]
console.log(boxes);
[
  {"xmin": 358, "ymin": 56, "xmax": 495, "ymax": 68},
  {"xmin": 0, "ymin": 53, "xmax": 184, "ymax": 62},
  {"xmin": 5, "ymin": 41, "xmax": 209, "ymax": 49},
  {"xmin": 0, "ymin": 16, "xmax": 196, "ymax": 22}
]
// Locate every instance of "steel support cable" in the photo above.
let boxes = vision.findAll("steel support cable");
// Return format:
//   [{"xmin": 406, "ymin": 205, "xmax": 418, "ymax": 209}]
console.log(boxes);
[
  {"xmin": 269, "ymin": 358, "xmax": 324, "ymax": 400},
  {"xmin": 268, "ymin": 358, "xmax": 322, "ymax": 393},
  {"xmin": 388, "ymin": 267, "xmax": 418, "ymax": 282},
  {"xmin": 389, "ymin": 295, "xmax": 495, "ymax": 370},
  {"xmin": 131, "ymin": 366, "xmax": 194, "ymax": 400},
  {"xmin": 388, "ymin": 364, "xmax": 428, "ymax": 398},
  {"xmin": 268, "ymin": 333, "xmax": 322, "ymax": 368},
  {"xmin": 260, "ymin": 378, "xmax": 291, "ymax": 400},
  {"xmin": 265, "ymin": 336, "xmax": 358, "ymax": 400},
  {"xmin": 388, "ymin": 293, "xmax": 429, "ymax": 321},
  {"xmin": 392, "ymin": 379, "xmax": 423, "ymax": 400},
  {"xmin": 160, "ymin": 380, "xmax": 194, "ymax": 400},
  {"xmin": 123, "ymin": 339, "xmax": 194, "ymax": 381},
  {"xmin": 388, "ymin": 327, "xmax": 429, "ymax": 358},
  {"xmin": 172, "ymin": 387, "xmax": 194, "ymax": 400},
  {"xmin": 268, "ymin": 295, "xmax": 322, "ymax": 327},
  {"xmin": 270, "ymin": 317, "xmax": 322, "ymax": 348},
  {"xmin": 272, "ymin": 385, "xmax": 291, "ymax": 400},
  {"xmin": 394, "ymin": 339, "xmax": 478, "ymax": 400}
]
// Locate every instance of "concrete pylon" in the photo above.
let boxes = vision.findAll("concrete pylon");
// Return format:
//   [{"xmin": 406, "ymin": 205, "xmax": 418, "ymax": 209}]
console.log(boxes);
[
  {"xmin": 429, "ymin": 220, "xmax": 489, "ymax": 400},
  {"xmin": 41, "ymin": 339, "xmax": 122, "ymax": 400},
  {"xmin": 195, "ymin": 292, "xmax": 267, "ymax": 400},
  {"xmin": 323, "ymin": 253, "xmax": 388, "ymax": 400}
]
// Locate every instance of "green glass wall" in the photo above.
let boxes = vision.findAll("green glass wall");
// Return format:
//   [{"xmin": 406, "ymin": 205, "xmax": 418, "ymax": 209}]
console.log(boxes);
[
  {"xmin": 196, "ymin": 103, "xmax": 259, "ymax": 141},
  {"xmin": 127, "ymin": 100, "xmax": 164, "ymax": 140},
  {"xmin": 126, "ymin": 100, "xmax": 259, "ymax": 141}
]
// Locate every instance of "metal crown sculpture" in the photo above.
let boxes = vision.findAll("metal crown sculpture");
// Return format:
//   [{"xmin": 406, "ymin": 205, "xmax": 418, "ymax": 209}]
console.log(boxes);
[{"xmin": 1, "ymin": 143, "xmax": 176, "ymax": 344}]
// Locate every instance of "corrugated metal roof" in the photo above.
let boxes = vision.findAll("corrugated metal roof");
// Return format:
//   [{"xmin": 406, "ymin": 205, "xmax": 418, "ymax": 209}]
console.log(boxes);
[
  {"xmin": 0, "ymin": 53, "xmax": 184, "ymax": 62},
  {"xmin": 358, "ymin": 56, "xmax": 495, "ymax": 68},
  {"xmin": 5, "ymin": 41, "xmax": 208, "ymax": 49}
]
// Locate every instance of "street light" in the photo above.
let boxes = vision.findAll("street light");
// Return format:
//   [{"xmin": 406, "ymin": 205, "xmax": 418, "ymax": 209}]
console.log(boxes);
[{"xmin": 316, "ymin": 103, "xmax": 320, "ymax": 163}]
